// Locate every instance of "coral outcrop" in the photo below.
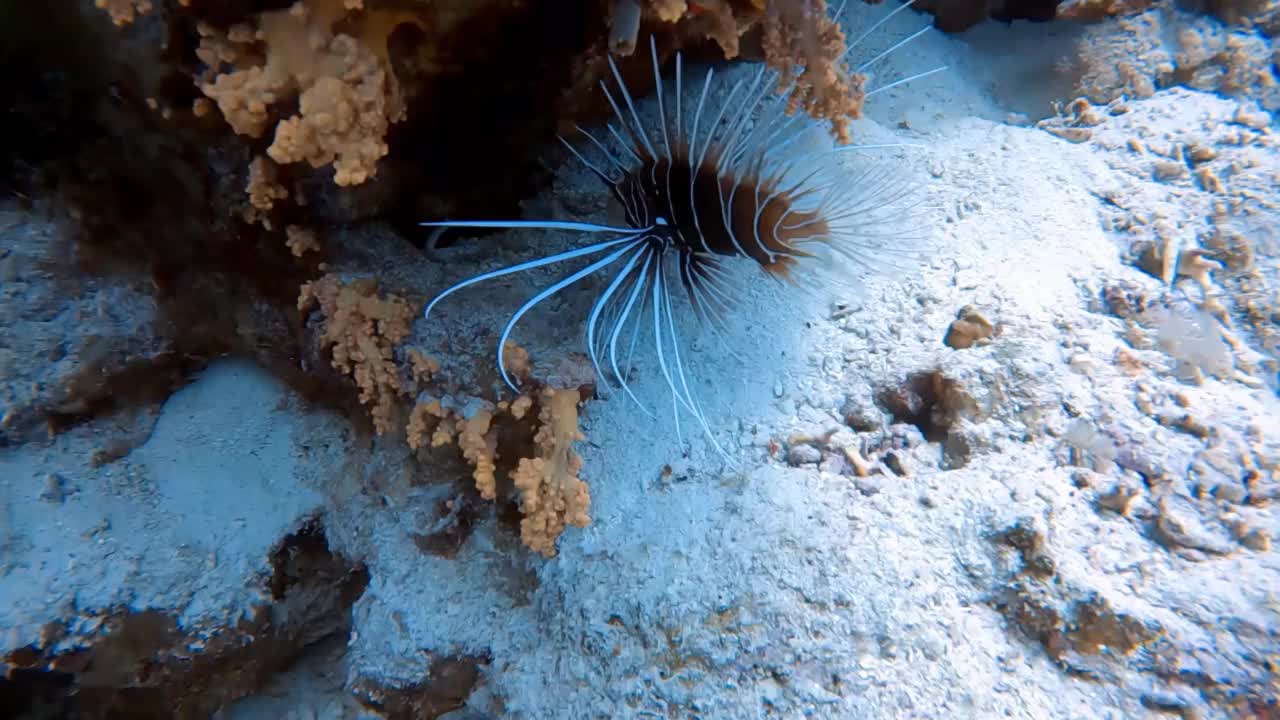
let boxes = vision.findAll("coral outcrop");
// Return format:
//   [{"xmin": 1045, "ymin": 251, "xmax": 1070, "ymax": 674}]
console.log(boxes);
[
  {"xmin": 197, "ymin": 0, "xmax": 421, "ymax": 188},
  {"xmin": 298, "ymin": 274, "xmax": 416, "ymax": 436},
  {"xmin": 406, "ymin": 378, "xmax": 592, "ymax": 557}
]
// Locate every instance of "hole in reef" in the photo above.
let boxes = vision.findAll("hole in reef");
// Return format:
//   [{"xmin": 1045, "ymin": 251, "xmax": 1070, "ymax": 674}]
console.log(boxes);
[{"xmin": 876, "ymin": 370, "xmax": 972, "ymax": 444}]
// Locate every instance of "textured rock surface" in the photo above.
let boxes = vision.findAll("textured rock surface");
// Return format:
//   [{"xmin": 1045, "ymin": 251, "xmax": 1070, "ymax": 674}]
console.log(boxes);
[{"xmin": 1, "ymin": 360, "xmax": 369, "ymax": 717}]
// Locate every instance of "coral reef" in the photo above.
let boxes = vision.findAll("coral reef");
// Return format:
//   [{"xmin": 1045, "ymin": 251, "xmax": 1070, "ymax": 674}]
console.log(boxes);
[
  {"xmin": 96, "ymin": 0, "xmax": 153, "ymax": 26},
  {"xmin": 197, "ymin": 0, "xmax": 420, "ymax": 187},
  {"xmin": 298, "ymin": 274, "xmax": 416, "ymax": 435},
  {"xmin": 511, "ymin": 388, "xmax": 591, "ymax": 557},
  {"xmin": 285, "ymin": 224, "xmax": 320, "ymax": 256},
  {"xmin": 405, "ymin": 379, "xmax": 592, "ymax": 557},
  {"xmin": 247, "ymin": 156, "xmax": 289, "ymax": 217},
  {"xmin": 761, "ymin": 0, "xmax": 866, "ymax": 143},
  {"xmin": 4, "ymin": 0, "xmax": 1277, "ymax": 717},
  {"xmin": 615, "ymin": 0, "xmax": 873, "ymax": 142},
  {"xmin": 60, "ymin": 0, "xmax": 612, "ymax": 246}
]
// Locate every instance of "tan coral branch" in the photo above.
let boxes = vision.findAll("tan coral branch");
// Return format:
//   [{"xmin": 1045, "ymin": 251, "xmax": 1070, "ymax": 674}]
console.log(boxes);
[
  {"xmin": 298, "ymin": 275, "xmax": 415, "ymax": 435},
  {"xmin": 512, "ymin": 388, "xmax": 590, "ymax": 557},
  {"xmin": 96, "ymin": 0, "xmax": 153, "ymax": 26},
  {"xmin": 761, "ymin": 0, "xmax": 864, "ymax": 144},
  {"xmin": 198, "ymin": 0, "xmax": 420, "ymax": 187}
]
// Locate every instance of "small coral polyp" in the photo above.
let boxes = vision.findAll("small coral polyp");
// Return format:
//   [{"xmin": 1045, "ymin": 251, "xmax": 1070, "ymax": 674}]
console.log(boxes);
[{"xmin": 96, "ymin": 0, "xmax": 153, "ymax": 26}]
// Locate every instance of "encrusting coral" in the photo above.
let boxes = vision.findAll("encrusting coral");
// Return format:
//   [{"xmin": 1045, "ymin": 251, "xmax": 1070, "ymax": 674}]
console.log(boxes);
[{"xmin": 298, "ymin": 274, "xmax": 415, "ymax": 435}]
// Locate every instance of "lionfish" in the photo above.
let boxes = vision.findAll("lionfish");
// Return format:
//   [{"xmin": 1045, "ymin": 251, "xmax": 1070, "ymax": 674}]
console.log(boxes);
[{"xmin": 421, "ymin": 2, "xmax": 943, "ymax": 456}]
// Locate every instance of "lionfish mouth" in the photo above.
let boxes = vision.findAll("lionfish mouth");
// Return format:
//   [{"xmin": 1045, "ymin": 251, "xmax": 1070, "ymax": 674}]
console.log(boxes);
[{"xmin": 421, "ymin": 4, "xmax": 943, "ymax": 458}]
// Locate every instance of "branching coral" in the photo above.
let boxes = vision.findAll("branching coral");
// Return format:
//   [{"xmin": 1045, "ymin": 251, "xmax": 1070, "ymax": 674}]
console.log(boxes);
[
  {"xmin": 248, "ymin": 156, "xmax": 289, "ymax": 212},
  {"xmin": 406, "ymin": 349, "xmax": 440, "ymax": 388},
  {"xmin": 458, "ymin": 410, "xmax": 499, "ymax": 500},
  {"xmin": 298, "ymin": 274, "xmax": 415, "ymax": 435},
  {"xmin": 406, "ymin": 398, "xmax": 453, "ymax": 450},
  {"xmin": 96, "ymin": 0, "xmax": 153, "ymax": 26},
  {"xmin": 691, "ymin": 0, "xmax": 753, "ymax": 60},
  {"xmin": 760, "ymin": 0, "xmax": 864, "ymax": 144},
  {"xmin": 501, "ymin": 340, "xmax": 532, "ymax": 383},
  {"xmin": 629, "ymin": 0, "xmax": 865, "ymax": 143},
  {"xmin": 265, "ymin": 34, "xmax": 400, "ymax": 186},
  {"xmin": 197, "ymin": 0, "xmax": 420, "ymax": 187},
  {"xmin": 285, "ymin": 224, "xmax": 320, "ymax": 256},
  {"xmin": 406, "ymin": 396, "xmax": 500, "ymax": 497},
  {"xmin": 636, "ymin": 0, "xmax": 756, "ymax": 57},
  {"xmin": 512, "ymin": 388, "xmax": 591, "ymax": 558},
  {"xmin": 405, "ymin": 382, "xmax": 591, "ymax": 557}
]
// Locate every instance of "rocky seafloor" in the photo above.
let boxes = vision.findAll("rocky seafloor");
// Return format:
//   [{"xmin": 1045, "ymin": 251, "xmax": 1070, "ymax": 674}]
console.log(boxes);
[{"xmin": 1, "ymin": 1, "xmax": 1278, "ymax": 719}]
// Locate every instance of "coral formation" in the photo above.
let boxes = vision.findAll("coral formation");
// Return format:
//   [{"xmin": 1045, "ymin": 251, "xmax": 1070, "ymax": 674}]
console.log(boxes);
[
  {"xmin": 7, "ymin": 1, "xmax": 1279, "ymax": 716},
  {"xmin": 82, "ymin": 0, "xmax": 938, "ymax": 242},
  {"xmin": 512, "ymin": 388, "xmax": 591, "ymax": 557},
  {"xmin": 197, "ymin": 0, "xmax": 419, "ymax": 188},
  {"xmin": 624, "ymin": 0, "xmax": 869, "ymax": 143},
  {"xmin": 96, "ymin": 0, "xmax": 153, "ymax": 27},
  {"xmin": 285, "ymin": 224, "xmax": 320, "ymax": 256},
  {"xmin": 399, "ymin": 330, "xmax": 591, "ymax": 557},
  {"xmin": 298, "ymin": 274, "xmax": 415, "ymax": 435},
  {"xmin": 406, "ymin": 348, "xmax": 440, "ymax": 387},
  {"xmin": 247, "ymin": 156, "xmax": 289, "ymax": 214},
  {"xmin": 762, "ymin": 0, "xmax": 865, "ymax": 143},
  {"xmin": 457, "ymin": 407, "xmax": 499, "ymax": 500},
  {"xmin": 405, "ymin": 382, "xmax": 592, "ymax": 557}
]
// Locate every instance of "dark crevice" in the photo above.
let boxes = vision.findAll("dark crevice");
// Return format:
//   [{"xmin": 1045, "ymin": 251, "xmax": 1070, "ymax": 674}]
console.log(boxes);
[
  {"xmin": 386, "ymin": 0, "xmax": 604, "ymax": 244},
  {"xmin": 876, "ymin": 370, "xmax": 972, "ymax": 444},
  {"xmin": 352, "ymin": 653, "xmax": 491, "ymax": 720},
  {"xmin": 1, "ymin": 521, "xmax": 368, "ymax": 720}
]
